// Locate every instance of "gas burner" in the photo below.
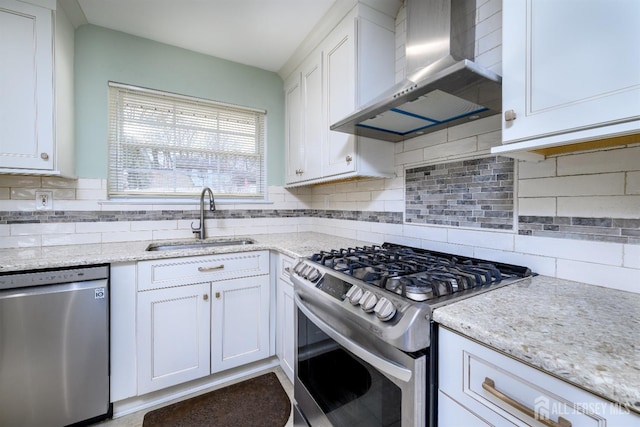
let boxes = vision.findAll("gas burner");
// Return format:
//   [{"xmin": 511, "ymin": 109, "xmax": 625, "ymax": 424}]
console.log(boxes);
[{"xmin": 307, "ymin": 242, "xmax": 531, "ymax": 302}]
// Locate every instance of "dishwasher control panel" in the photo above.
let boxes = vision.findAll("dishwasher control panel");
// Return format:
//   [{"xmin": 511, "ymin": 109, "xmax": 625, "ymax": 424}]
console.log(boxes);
[{"xmin": 0, "ymin": 265, "xmax": 109, "ymax": 290}]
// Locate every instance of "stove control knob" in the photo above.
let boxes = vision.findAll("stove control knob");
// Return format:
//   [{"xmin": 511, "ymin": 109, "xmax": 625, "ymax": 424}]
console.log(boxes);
[
  {"xmin": 306, "ymin": 268, "xmax": 322, "ymax": 283},
  {"xmin": 346, "ymin": 286, "xmax": 363, "ymax": 305},
  {"xmin": 359, "ymin": 291, "xmax": 378, "ymax": 313},
  {"xmin": 293, "ymin": 262, "xmax": 307, "ymax": 276},
  {"xmin": 374, "ymin": 298, "xmax": 396, "ymax": 321}
]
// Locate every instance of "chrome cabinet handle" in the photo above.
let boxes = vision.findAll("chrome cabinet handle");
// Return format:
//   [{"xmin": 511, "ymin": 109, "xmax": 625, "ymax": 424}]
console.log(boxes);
[
  {"xmin": 284, "ymin": 267, "xmax": 291, "ymax": 273},
  {"xmin": 203, "ymin": 294, "xmax": 209, "ymax": 301},
  {"xmin": 215, "ymin": 292, "xmax": 221, "ymax": 299},
  {"xmin": 504, "ymin": 109, "xmax": 517, "ymax": 122},
  {"xmin": 345, "ymin": 155, "xmax": 353, "ymax": 162},
  {"xmin": 40, "ymin": 152, "xmax": 49, "ymax": 160},
  {"xmin": 198, "ymin": 264, "xmax": 224, "ymax": 272},
  {"xmin": 482, "ymin": 378, "xmax": 572, "ymax": 427}
]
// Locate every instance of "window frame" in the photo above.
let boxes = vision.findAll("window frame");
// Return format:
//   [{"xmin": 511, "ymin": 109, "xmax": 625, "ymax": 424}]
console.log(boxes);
[{"xmin": 107, "ymin": 82, "xmax": 267, "ymax": 200}]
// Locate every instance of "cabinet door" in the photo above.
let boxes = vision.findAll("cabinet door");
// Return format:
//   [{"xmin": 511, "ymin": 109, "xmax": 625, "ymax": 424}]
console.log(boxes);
[
  {"xmin": 324, "ymin": 18, "xmax": 357, "ymax": 177},
  {"xmin": 137, "ymin": 283, "xmax": 210, "ymax": 395},
  {"xmin": 211, "ymin": 275, "xmax": 270, "ymax": 373},
  {"xmin": 276, "ymin": 277, "xmax": 295, "ymax": 382},
  {"xmin": 300, "ymin": 53, "xmax": 324, "ymax": 181},
  {"xmin": 0, "ymin": 0, "xmax": 54, "ymax": 170},
  {"xmin": 285, "ymin": 74, "xmax": 303, "ymax": 184},
  {"xmin": 502, "ymin": 0, "xmax": 640, "ymax": 144}
]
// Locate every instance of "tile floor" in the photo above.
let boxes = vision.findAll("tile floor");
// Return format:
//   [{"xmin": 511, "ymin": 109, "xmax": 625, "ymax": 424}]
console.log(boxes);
[{"xmin": 94, "ymin": 367, "xmax": 294, "ymax": 427}]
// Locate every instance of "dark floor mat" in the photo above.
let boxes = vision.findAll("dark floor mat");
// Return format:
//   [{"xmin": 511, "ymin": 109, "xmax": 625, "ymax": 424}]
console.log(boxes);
[{"xmin": 142, "ymin": 372, "xmax": 291, "ymax": 427}]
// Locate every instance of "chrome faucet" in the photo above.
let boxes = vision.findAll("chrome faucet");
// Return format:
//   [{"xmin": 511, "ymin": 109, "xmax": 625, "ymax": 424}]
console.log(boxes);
[{"xmin": 191, "ymin": 187, "xmax": 216, "ymax": 239}]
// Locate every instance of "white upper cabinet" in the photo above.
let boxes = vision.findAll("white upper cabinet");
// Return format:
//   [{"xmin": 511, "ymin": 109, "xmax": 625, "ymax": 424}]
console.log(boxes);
[
  {"xmin": 284, "ymin": 2, "xmax": 397, "ymax": 186},
  {"xmin": 0, "ymin": 0, "xmax": 74, "ymax": 176},
  {"xmin": 495, "ymin": 0, "xmax": 640, "ymax": 157}
]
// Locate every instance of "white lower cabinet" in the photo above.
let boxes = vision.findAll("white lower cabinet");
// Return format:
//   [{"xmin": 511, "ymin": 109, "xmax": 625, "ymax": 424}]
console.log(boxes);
[
  {"xmin": 137, "ymin": 283, "xmax": 211, "ymax": 395},
  {"xmin": 211, "ymin": 275, "xmax": 270, "ymax": 373},
  {"xmin": 438, "ymin": 327, "xmax": 639, "ymax": 427},
  {"xmin": 276, "ymin": 254, "xmax": 295, "ymax": 382},
  {"xmin": 135, "ymin": 251, "xmax": 271, "ymax": 395}
]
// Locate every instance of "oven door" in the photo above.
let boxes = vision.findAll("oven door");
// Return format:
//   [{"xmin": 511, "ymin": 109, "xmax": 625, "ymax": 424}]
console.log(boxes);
[{"xmin": 294, "ymin": 294, "xmax": 427, "ymax": 427}]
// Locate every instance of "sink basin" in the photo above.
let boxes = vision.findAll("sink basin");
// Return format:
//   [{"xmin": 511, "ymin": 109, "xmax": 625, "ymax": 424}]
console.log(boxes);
[{"xmin": 146, "ymin": 239, "xmax": 255, "ymax": 252}]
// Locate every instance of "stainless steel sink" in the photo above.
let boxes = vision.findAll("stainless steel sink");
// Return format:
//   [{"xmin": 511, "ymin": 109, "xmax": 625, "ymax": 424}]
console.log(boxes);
[{"xmin": 146, "ymin": 238, "xmax": 254, "ymax": 252}]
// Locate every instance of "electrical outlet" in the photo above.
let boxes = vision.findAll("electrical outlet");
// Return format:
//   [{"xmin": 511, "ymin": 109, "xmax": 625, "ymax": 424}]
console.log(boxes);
[{"xmin": 35, "ymin": 191, "xmax": 53, "ymax": 210}]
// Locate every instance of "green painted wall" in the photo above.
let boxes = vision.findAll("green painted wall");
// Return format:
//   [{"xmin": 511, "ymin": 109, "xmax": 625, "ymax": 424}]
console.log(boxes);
[{"xmin": 74, "ymin": 24, "xmax": 285, "ymax": 186}]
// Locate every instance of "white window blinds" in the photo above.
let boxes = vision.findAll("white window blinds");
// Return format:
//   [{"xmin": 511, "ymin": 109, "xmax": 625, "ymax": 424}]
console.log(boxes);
[{"xmin": 108, "ymin": 83, "xmax": 266, "ymax": 198}]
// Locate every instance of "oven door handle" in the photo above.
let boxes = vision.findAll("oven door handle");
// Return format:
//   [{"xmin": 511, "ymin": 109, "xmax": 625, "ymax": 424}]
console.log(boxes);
[{"xmin": 295, "ymin": 294, "xmax": 412, "ymax": 383}]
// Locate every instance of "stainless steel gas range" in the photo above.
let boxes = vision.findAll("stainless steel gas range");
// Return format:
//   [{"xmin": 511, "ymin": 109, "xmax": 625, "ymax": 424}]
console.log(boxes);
[{"xmin": 291, "ymin": 242, "xmax": 532, "ymax": 427}]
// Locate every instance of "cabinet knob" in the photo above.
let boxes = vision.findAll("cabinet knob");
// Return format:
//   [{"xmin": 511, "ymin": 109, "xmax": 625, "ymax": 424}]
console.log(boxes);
[
  {"xmin": 504, "ymin": 109, "xmax": 517, "ymax": 122},
  {"xmin": 284, "ymin": 267, "xmax": 291, "ymax": 273},
  {"xmin": 296, "ymin": 169, "xmax": 304, "ymax": 175},
  {"xmin": 345, "ymin": 155, "xmax": 353, "ymax": 163},
  {"xmin": 40, "ymin": 153, "xmax": 49, "ymax": 160},
  {"xmin": 215, "ymin": 292, "xmax": 221, "ymax": 299},
  {"xmin": 203, "ymin": 294, "xmax": 209, "ymax": 301}
]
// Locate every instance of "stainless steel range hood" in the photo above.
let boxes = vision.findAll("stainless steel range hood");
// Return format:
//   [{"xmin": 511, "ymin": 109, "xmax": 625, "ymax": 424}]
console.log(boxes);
[{"xmin": 331, "ymin": 0, "xmax": 501, "ymax": 143}]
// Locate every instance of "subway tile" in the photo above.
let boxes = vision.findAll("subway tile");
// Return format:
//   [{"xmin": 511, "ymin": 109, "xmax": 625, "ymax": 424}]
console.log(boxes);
[
  {"xmin": 557, "ymin": 259, "xmax": 640, "ymax": 293},
  {"xmin": 424, "ymin": 136, "xmax": 478, "ymax": 159},
  {"xmin": 355, "ymin": 230, "xmax": 385, "ymax": 245},
  {"xmin": 518, "ymin": 197, "xmax": 556, "ymax": 216},
  {"xmin": 10, "ymin": 188, "xmax": 37, "ymax": 200},
  {"xmin": 99, "ymin": 231, "xmax": 149, "ymax": 243},
  {"xmin": 557, "ymin": 196, "xmax": 640, "ymax": 218},
  {"xmin": 372, "ymin": 188, "xmax": 404, "ymax": 201},
  {"xmin": 448, "ymin": 228, "xmax": 514, "ymax": 251},
  {"xmin": 478, "ymin": 27, "xmax": 502, "ymax": 56},
  {"xmin": 402, "ymin": 224, "xmax": 448, "ymax": 242},
  {"xmin": 0, "ymin": 224, "xmax": 9, "ymax": 236},
  {"xmin": 475, "ymin": 45, "xmax": 501, "ymax": 71},
  {"xmin": 403, "ymin": 129, "xmax": 448, "ymax": 152},
  {"xmin": 624, "ymin": 244, "xmax": 640, "ymax": 269},
  {"xmin": 130, "ymin": 220, "xmax": 178, "ymax": 231},
  {"xmin": 49, "ymin": 188, "xmax": 76, "ymax": 200},
  {"xmin": 41, "ymin": 177, "xmax": 77, "ymax": 188},
  {"xmin": 76, "ymin": 221, "xmax": 131, "ymax": 233},
  {"xmin": 514, "ymin": 235, "xmax": 623, "ymax": 266},
  {"xmin": 395, "ymin": 148, "xmax": 425, "ymax": 166},
  {"xmin": 448, "ymin": 115, "xmax": 500, "ymax": 141},
  {"xmin": 76, "ymin": 188, "xmax": 108, "ymax": 200},
  {"xmin": 518, "ymin": 158, "xmax": 556, "ymax": 179},
  {"xmin": 420, "ymin": 239, "xmax": 475, "ymax": 257},
  {"xmin": 0, "ymin": 188, "xmax": 9, "ymax": 200},
  {"xmin": 42, "ymin": 233, "xmax": 101, "ymax": 246},
  {"xmin": 0, "ymin": 176, "xmax": 41, "ymax": 188},
  {"xmin": 475, "ymin": 9, "xmax": 502, "ymax": 40},
  {"xmin": 11, "ymin": 222, "xmax": 75, "ymax": 236},
  {"xmin": 557, "ymin": 146, "xmax": 640, "ymax": 176},
  {"xmin": 476, "ymin": 129, "xmax": 502, "ymax": 151},
  {"xmin": 345, "ymin": 191, "xmax": 371, "ymax": 202},
  {"xmin": 0, "ymin": 235, "xmax": 41, "ymax": 248},
  {"xmin": 518, "ymin": 173, "xmax": 625, "ymax": 197},
  {"xmin": 627, "ymin": 171, "xmax": 640, "ymax": 194}
]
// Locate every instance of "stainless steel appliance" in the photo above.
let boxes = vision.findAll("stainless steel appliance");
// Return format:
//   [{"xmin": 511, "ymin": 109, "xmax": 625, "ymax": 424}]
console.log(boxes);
[
  {"xmin": 0, "ymin": 265, "xmax": 111, "ymax": 427},
  {"xmin": 331, "ymin": 0, "xmax": 502, "ymax": 142},
  {"xmin": 292, "ymin": 243, "xmax": 532, "ymax": 427}
]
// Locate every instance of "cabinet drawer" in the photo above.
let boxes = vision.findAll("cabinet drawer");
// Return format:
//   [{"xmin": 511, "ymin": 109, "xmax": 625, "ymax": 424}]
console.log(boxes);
[
  {"xmin": 278, "ymin": 254, "xmax": 295, "ymax": 285},
  {"xmin": 138, "ymin": 251, "xmax": 269, "ymax": 291},
  {"xmin": 439, "ymin": 327, "xmax": 634, "ymax": 427}
]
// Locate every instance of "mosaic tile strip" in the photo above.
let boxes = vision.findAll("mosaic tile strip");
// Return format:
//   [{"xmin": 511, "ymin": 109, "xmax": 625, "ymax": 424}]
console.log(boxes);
[
  {"xmin": 405, "ymin": 156, "xmax": 514, "ymax": 230},
  {"xmin": 519, "ymin": 216, "xmax": 640, "ymax": 244},
  {"xmin": 0, "ymin": 209, "xmax": 404, "ymax": 225}
]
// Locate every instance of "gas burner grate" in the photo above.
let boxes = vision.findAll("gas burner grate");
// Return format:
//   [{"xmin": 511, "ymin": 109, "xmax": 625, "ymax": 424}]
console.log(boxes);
[{"xmin": 308, "ymin": 242, "xmax": 532, "ymax": 302}]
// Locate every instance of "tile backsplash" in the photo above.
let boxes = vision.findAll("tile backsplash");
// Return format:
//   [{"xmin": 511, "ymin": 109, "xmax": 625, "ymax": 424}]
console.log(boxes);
[{"xmin": 405, "ymin": 156, "xmax": 514, "ymax": 230}]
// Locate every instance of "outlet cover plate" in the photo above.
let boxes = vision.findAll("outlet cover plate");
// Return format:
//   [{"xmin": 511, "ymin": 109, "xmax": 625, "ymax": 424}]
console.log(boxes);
[{"xmin": 35, "ymin": 191, "xmax": 53, "ymax": 210}]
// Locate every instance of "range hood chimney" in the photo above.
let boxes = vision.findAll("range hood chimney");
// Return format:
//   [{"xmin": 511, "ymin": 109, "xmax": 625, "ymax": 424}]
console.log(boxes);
[{"xmin": 331, "ymin": 0, "xmax": 501, "ymax": 142}]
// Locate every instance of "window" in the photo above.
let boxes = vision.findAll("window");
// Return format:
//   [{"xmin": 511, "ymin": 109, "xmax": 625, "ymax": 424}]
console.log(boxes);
[{"xmin": 108, "ymin": 83, "xmax": 266, "ymax": 199}]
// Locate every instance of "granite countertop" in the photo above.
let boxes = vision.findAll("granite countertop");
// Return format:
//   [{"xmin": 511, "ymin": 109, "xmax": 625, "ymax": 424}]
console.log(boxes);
[
  {"xmin": 2, "ymin": 232, "xmax": 638, "ymax": 415},
  {"xmin": 433, "ymin": 275, "xmax": 640, "ymax": 415},
  {"xmin": 0, "ymin": 232, "xmax": 370, "ymax": 272}
]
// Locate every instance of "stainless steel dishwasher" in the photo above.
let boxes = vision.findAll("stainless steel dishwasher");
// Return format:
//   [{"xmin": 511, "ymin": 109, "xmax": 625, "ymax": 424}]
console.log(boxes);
[{"xmin": 0, "ymin": 265, "xmax": 111, "ymax": 427}]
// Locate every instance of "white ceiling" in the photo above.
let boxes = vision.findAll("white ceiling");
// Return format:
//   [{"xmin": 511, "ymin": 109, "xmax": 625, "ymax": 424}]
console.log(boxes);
[{"xmin": 64, "ymin": 0, "xmax": 337, "ymax": 73}]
